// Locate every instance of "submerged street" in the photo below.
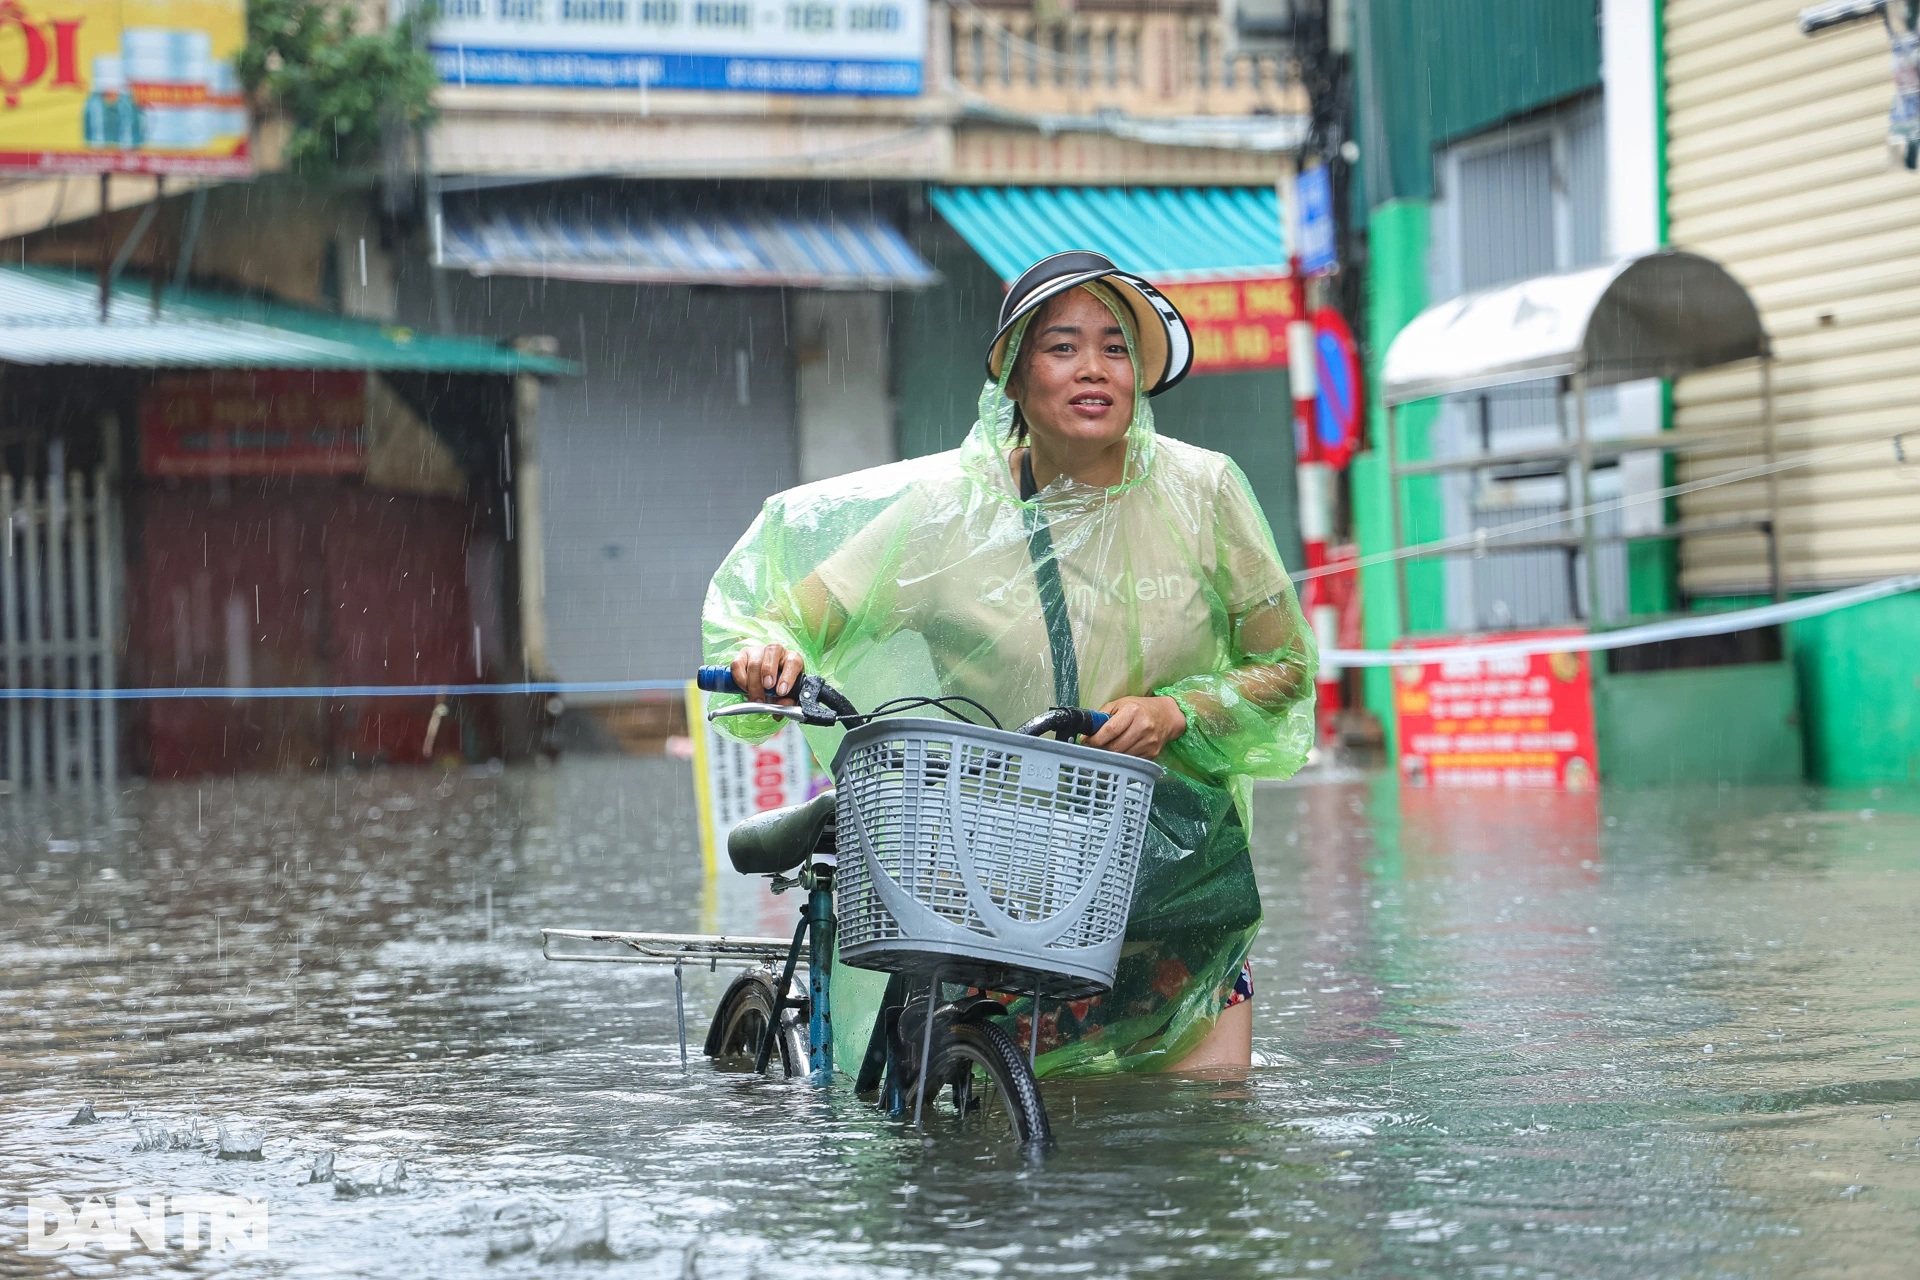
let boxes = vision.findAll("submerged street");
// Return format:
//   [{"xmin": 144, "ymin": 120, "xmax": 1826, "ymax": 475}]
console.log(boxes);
[{"xmin": 1, "ymin": 760, "xmax": 1915, "ymax": 1277}]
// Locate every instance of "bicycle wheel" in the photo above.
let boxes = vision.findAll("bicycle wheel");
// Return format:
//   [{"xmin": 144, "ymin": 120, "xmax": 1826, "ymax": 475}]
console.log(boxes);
[
  {"xmin": 703, "ymin": 970, "xmax": 808, "ymax": 1078},
  {"xmin": 931, "ymin": 1019, "xmax": 1051, "ymax": 1147}
]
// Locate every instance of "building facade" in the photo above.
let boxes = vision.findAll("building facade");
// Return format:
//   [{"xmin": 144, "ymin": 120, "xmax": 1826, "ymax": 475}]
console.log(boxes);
[
  {"xmin": 1348, "ymin": 0, "xmax": 1616, "ymax": 746},
  {"xmin": 1661, "ymin": 0, "xmax": 1920, "ymax": 783},
  {"xmin": 392, "ymin": 0, "xmax": 1316, "ymax": 714},
  {"xmin": 1, "ymin": 0, "xmax": 1319, "ymax": 771},
  {"xmin": 1348, "ymin": 0, "xmax": 1918, "ymax": 786}
]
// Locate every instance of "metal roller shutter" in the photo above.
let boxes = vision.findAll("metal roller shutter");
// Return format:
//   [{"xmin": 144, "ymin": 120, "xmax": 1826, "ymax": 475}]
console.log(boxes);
[
  {"xmin": 433, "ymin": 274, "xmax": 797, "ymax": 687},
  {"xmin": 537, "ymin": 282, "xmax": 796, "ymax": 687},
  {"xmin": 1666, "ymin": 0, "xmax": 1920, "ymax": 594}
]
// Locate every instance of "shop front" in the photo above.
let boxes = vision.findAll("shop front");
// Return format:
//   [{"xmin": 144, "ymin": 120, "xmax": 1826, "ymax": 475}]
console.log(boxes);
[
  {"xmin": 1375, "ymin": 248, "xmax": 1802, "ymax": 789},
  {"xmin": 133, "ymin": 368, "xmax": 499, "ymax": 775},
  {"xmin": 418, "ymin": 180, "xmax": 939, "ymax": 746},
  {"xmin": 0, "ymin": 268, "xmax": 572, "ymax": 787}
]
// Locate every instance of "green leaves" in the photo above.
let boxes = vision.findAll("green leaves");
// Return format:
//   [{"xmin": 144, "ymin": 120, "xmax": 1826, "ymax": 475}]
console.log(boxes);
[{"xmin": 242, "ymin": 0, "xmax": 438, "ymax": 177}]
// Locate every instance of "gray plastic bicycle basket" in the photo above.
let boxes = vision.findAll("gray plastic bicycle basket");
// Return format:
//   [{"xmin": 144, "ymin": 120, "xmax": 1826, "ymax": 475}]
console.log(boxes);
[{"xmin": 831, "ymin": 717, "xmax": 1161, "ymax": 1000}]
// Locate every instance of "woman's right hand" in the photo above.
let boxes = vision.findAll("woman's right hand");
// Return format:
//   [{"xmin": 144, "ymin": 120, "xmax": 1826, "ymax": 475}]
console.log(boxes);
[{"xmin": 730, "ymin": 644, "xmax": 806, "ymax": 704}]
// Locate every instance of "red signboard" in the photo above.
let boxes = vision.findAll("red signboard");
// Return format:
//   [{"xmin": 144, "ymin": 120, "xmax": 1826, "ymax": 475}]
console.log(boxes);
[
  {"xmin": 1156, "ymin": 275, "xmax": 1295, "ymax": 375},
  {"xmin": 140, "ymin": 371, "xmax": 366, "ymax": 477},
  {"xmin": 1393, "ymin": 631, "xmax": 1599, "ymax": 790}
]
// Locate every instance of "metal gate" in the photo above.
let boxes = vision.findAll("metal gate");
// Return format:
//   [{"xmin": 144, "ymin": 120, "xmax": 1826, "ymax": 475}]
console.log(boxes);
[{"xmin": 1, "ymin": 466, "xmax": 119, "ymax": 789}]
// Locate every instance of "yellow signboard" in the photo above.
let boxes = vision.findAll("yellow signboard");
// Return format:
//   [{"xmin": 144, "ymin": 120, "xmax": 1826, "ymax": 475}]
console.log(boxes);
[{"xmin": 0, "ymin": 0, "xmax": 250, "ymax": 175}]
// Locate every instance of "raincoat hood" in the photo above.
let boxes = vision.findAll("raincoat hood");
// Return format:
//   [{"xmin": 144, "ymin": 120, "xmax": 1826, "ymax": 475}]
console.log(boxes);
[{"xmin": 958, "ymin": 282, "xmax": 1157, "ymax": 505}]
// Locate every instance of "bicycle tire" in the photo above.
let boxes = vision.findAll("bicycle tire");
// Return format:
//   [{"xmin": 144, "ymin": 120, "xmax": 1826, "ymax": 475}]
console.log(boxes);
[
  {"xmin": 703, "ymin": 970, "xmax": 808, "ymax": 1079},
  {"xmin": 931, "ymin": 1019, "xmax": 1052, "ymax": 1147}
]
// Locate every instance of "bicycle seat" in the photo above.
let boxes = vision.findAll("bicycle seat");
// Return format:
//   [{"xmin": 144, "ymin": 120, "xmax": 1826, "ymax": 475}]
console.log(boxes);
[{"xmin": 727, "ymin": 790, "xmax": 835, "ymax": 876}]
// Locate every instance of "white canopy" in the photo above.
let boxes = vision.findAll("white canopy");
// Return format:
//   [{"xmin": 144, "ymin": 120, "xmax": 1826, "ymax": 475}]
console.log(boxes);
[{"xmin": 1381, "ymin": 249, "xmax": 1768, "ymax": 406}]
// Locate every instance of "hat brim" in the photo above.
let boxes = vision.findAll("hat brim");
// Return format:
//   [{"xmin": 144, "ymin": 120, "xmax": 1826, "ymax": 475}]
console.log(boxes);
[{"xmin": 986, "ymin": 271, "xmax": 1193, "ymax": 398}]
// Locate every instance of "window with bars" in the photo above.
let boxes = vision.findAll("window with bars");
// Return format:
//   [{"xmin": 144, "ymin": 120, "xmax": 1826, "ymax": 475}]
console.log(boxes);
[{"xmin": 1428, "ymin": 93, "xmax": 1629, "ymax": 631}]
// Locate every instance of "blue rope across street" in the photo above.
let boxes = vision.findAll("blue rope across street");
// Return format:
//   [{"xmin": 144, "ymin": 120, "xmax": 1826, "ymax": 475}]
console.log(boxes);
[
  {"xmin": 0, "ymin": 680, "xmax": 689, "ymax": 701},
  {"xmin": 1, "ymin": 572, "xmax": 1914, "ymax": 699}
]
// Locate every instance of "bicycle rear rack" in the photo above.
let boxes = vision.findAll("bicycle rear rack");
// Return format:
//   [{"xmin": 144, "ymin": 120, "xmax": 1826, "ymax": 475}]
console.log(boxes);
[
  {"xmin": 539, "ymin": 929, "xmax": 803, "ymax": 1074},
  {"xmin": 540, "ymin": 928, "xmax": 796, "ymax": 966}
]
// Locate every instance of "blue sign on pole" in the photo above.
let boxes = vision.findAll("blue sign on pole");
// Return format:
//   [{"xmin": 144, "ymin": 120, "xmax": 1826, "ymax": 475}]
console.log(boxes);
[
  {"xmin": 1311, "ymin": 307, "xmax": 1361, "ymax": 470},
  {"xmin": 422, "ymin": 0, "xmax": 928, "ymax": 96},
  {"xmin": 1316, "ymin": 329, "xmax": 1356, "ymax": 459},
  {"xmin": 1297, "ymin": 166, "xmax": 1337, "ymax": 277}
]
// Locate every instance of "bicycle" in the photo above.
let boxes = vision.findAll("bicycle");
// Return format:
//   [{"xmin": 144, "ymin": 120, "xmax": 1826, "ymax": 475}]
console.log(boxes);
[{"xmin": 542, "ymin": 666, "xmax": 1162, "ymax": 1151}]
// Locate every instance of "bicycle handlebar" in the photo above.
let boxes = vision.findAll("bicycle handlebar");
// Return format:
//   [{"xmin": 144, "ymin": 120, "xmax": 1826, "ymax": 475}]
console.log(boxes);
[
  {"xmin": 695, "ymin": 665, "xmax": 746, "ymax": 694},
  {"xmin": 1014, "ymin": 707, "xmax": 1110, "ymax": 740},
  {"xmin": 697, "ymin": 666, "xmax": 1108, "ymax": 741},
  {"xmin": 697, "ymin": 666, "xmax": 856, "ymax": 727}
]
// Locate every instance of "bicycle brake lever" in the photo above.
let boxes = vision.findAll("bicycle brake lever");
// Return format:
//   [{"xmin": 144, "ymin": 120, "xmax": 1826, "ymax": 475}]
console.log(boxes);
[
  {"xmin": 704, "ymin": 675, "xmax": 848, "ymax": 728},
  {"xmin": 708, "ymin": 702, "xmax": 807, "ymax": 722}
]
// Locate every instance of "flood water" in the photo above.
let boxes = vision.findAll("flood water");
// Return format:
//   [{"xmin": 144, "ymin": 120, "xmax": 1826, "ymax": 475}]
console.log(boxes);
[{"xmin": 2, "ymin": 758, "xmax": 1916, "ymax": 1277}]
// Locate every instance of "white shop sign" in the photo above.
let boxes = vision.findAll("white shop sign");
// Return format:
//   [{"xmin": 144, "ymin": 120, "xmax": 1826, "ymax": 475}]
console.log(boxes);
[
  {"xmin": 414, "ymin": 0, "xmax": 925, "ymax": 96},
  {"xmin": 687, "ymin": 685, "xmax": 816, "ymax": 877}
]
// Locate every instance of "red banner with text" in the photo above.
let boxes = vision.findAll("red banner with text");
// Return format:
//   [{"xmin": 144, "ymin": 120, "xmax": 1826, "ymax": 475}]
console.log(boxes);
[
  {"xmin": 140, "ymin": 370, "xmax": 366, "ymax": 477},
  {"xmin": 1155, "ymin": 275, "xmax": 1295, "ymax": 375},
  {"xmin": 1393, "ymin": 631, "xmax": 1599, "ymax": 790}
]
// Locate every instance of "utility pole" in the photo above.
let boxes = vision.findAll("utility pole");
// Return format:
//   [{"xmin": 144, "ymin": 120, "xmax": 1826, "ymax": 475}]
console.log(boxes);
[{"xmin": 1283, "ymin": 1, "xmax": 1359, "ymax": 748}]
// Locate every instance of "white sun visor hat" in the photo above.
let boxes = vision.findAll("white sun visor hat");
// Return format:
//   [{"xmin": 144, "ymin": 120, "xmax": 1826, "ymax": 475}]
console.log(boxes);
[{"xmin": 986, "ymin": 250, "xmax": 1195, "ymax": 397}]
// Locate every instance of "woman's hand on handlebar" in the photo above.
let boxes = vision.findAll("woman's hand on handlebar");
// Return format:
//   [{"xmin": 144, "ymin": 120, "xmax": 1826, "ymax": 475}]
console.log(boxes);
[
  {"xmin": 1088, "ymin": 695, "xmax": 1186, "ymax": 760},
  {"xmin": 730, "ymin": 645, "xmax": 805, "ymax": 705}
]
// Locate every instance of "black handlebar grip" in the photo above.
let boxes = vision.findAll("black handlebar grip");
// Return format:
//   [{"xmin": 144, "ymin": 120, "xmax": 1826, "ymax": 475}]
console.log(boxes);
[{"xmin": 695, "ymin": 666, "xmax": 744, "ymax": 694}]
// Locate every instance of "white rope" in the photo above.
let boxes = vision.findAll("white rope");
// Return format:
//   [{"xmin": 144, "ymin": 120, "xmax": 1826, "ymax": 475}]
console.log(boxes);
[
  {"xmin": 1292, "ymin": 433, "xmax": 1903, "ymax": 585},
  {"xmin": 1320, "ymin": 571, "xmax": 1920, "ymax": 669}
]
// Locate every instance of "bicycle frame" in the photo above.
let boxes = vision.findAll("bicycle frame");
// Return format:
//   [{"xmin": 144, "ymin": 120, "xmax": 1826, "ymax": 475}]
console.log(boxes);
[{"xmin": 753, "ymin": 861, "xmax": 835, "ymax": 1085}]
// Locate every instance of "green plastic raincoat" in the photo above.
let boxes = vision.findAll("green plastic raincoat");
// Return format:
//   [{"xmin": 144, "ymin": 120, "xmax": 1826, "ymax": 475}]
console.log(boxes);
[{"xmin": 702, "ymin": 289, "xmax": 1317, "ymax": 1075}]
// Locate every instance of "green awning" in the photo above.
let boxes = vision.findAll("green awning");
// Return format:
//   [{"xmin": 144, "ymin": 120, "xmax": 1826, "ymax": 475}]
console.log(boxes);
[
  {"xmin": 931, "ymin": 186, "xmax": 1288, "ymax": 283},
  {"xmin": 0, "ymin": 268, "xmax": 576, "ymax": 375}
]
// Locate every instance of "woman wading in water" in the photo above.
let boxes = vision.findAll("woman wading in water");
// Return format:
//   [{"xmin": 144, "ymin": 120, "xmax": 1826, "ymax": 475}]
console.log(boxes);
[{"xmin": 705, "ymin": 250, "xmax": 1317, "ymax": 1073}]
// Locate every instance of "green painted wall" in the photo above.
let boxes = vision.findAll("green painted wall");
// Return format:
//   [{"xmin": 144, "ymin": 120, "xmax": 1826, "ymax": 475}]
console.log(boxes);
[
  {"xmin": 1595, "ymin": 664, "xmax": 1803, "ymax": 787},
  {"xmin": 1793, "ymin": 593, "xmax": 1920, "ymax": 785},
  {"xmin": 1627, "ymin": 0, "xmax": 1679, "ymax": 621},
  {"xmin": 1626, "ymin": 538, "xmax": 1678, "ymax": 617},
  {"xmin": 892, "ymin": 217, "xmax": 1009, "ymax": 460},
  {"xmin": 1353, "ymin": 0, "xmax": 1603, "ymax": 213},
  {"xmin": 1680, "ymin": 592, "xmax": 1919, "ymax": 786},
  {"xmin": 891, "ymin": 215, "xmax": 1303, "ymax": 569},
  {"xmin": 1351, "ymin": 198, "xmax": 1442, "ymax": 754}
]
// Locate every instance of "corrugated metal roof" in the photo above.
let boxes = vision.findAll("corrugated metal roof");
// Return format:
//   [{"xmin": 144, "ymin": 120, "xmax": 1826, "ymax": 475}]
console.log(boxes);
[
  {"xmin": 930, "ymin": 186, "xmax": 1289, "ymax": 283},
  {"xmin": 441, "ymin": 195, "xmax": 939, "ymax": 290},
  {"xmin": 0, "ymin": 268, "xmax": 576, "ymax": 374}
]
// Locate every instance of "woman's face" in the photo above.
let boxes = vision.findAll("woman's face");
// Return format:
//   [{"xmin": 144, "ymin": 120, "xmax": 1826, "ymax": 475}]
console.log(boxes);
[{"xmin": 1009, "ymin": 288, "xmax": 1137, "ymax": 451}]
